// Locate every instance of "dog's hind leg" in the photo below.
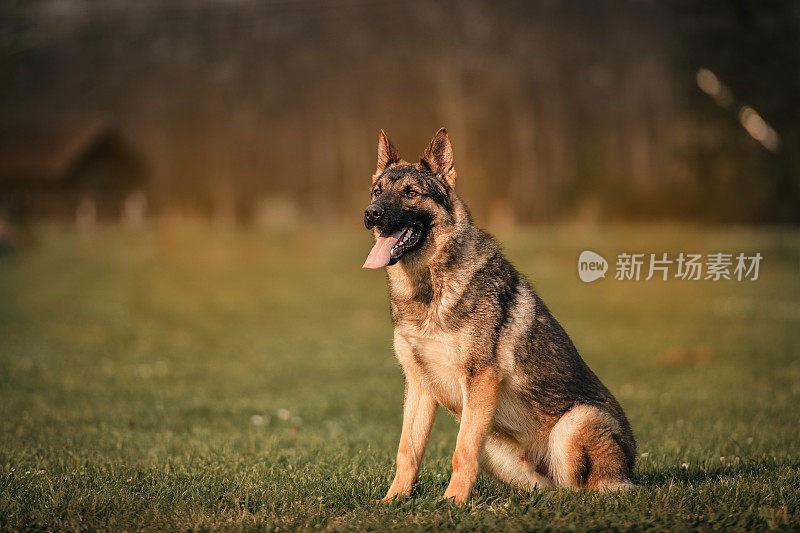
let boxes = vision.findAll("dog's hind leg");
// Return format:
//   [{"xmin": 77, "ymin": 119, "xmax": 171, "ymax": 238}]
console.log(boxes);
[
  {"xmin": 479, "ymin": 434, "xmax": 552, "ymax": 490},
  {"xmin": 546, "ymin": 405, "xmax": 634, "ymax": 490}
]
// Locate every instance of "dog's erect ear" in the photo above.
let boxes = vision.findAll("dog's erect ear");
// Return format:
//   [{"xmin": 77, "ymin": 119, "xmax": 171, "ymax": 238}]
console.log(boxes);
[
  {"xmin": 375, "ymin": 130, "xmax": 400, "ymax": 180},
  {"xmin": 421, "ymin": 128, "xmax": 455, "ymax": 190}
]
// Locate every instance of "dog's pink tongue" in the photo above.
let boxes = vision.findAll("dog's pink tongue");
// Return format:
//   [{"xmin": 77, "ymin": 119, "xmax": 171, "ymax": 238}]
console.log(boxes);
[{"xmin": 363, "ymin": 229, "xmax": 403, "ymax": 269}]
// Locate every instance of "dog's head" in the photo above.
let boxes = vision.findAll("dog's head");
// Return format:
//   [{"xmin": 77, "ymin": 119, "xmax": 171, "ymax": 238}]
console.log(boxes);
[{"xmin": 362, "ymin": 128, "xmax": 458, "ymax": 269}]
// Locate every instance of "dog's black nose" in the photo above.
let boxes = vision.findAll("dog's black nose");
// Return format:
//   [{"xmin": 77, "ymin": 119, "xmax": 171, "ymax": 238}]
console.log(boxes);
[{"xmin": 365, "ymin": 204, "xmax": 384, "ymax": 226}]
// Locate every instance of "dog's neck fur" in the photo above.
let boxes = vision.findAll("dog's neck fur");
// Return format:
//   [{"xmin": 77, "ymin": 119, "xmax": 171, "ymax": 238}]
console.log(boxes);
[{"xmin": 385, "ymin": 194, "xmax": 498, "ymax": 331}]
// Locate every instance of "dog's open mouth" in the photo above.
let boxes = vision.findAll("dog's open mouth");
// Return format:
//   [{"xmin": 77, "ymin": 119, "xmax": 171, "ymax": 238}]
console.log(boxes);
[{"xmin": 362, "ymin": 224, "xmax": 424, "ymax": 269}]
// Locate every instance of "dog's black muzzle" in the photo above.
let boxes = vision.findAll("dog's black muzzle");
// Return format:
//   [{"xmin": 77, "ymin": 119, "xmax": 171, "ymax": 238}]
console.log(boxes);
[{"xmin": 364, "ymin": 201, "xmax": 433, "ymax": 236}]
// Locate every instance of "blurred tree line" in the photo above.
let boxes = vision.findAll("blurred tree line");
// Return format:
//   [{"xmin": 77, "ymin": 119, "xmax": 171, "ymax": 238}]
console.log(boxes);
[{"xmin": 0, "ymin": 0, "xmax": 797, "ymax": 225}]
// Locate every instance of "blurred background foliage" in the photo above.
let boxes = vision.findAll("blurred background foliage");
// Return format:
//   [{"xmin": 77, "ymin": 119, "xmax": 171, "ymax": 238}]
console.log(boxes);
[{"xmin": 0, "ymin": 0, "xmax": 798, "ymax": 226}]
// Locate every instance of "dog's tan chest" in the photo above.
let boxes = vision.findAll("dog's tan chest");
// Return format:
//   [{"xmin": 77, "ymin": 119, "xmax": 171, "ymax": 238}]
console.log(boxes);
[{"xmin": 394, "ymin": 328, "xmax": 464, "ymax": 415}]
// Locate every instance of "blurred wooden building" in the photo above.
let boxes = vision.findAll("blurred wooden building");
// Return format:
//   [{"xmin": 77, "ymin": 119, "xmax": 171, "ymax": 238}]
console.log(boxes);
[{"xmin": 0, "ymin": 119, "xmax": 147, "ymax": 225}]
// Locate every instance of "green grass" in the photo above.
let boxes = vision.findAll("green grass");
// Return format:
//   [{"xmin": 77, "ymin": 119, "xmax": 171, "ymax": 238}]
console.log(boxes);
[{"xmin": 1, "ymin": 223, "xmax": 799, "ymax": 531}]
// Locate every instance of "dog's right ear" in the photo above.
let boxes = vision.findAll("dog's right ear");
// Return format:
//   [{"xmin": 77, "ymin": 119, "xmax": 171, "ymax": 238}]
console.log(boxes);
[
  {"xmin": 421, "ymin": 128, "xmax": 455, "ymax": 191},
  {"xmin": 375, "ymin": 130, "xmax": 400, "ymax": 182}
]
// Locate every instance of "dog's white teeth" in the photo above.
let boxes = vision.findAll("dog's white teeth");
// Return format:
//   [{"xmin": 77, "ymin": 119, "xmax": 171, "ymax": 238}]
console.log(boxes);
[{"xmin": 392, "ymin": 227, "xmax": 415, "ymax": 254}]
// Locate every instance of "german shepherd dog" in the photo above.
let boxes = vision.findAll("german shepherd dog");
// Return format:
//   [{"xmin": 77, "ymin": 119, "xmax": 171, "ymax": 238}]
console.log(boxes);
[{"xmin": 363, "ymin": 129, "xmax": 636, "ymax": 504}]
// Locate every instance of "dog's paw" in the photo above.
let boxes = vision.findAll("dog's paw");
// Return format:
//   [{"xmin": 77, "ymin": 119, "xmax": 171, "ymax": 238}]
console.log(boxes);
[
  {"xmin": 441, "ymin": 486, "xmax": 471, "ymax": 505},
  {"xmin": 377, "ymin": 492, "xmax": 407, "ymax": 504}
]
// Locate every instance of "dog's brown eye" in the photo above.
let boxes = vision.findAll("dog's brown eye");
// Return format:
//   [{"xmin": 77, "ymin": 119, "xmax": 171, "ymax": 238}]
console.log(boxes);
[
  {"xmin": 373, "ymin": 186, "xmax": 382, "ymax": 197},
  {"xmin": 405, "ymin": 189, "xmax": 418, "ymax": 198}
]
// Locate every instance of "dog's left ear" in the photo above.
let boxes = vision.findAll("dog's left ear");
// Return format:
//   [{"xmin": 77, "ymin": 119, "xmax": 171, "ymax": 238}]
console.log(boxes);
[
  {"xmin": 421, "ymin": 128, "xmax": 456, "ymax": 190},
  {"xmin": 375, "ymin": 130, "xmax": 400, "ymax": 182}
]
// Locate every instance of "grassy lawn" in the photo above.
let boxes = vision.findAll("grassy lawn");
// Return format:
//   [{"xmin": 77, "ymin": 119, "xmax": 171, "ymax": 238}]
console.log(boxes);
[{"xmin": 1, "ymin": 223, "xmax": 799, "ymax": 530}]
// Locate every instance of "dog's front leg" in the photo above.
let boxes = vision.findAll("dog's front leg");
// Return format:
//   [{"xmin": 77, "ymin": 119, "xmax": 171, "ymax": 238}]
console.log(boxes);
[
  {"xmin": 381, "ymin": 374, "xmax": 438, "ymax": 502},
  {"xmin": 443, "ymin": 367, "xmax": 500, "ymax": 504}
]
